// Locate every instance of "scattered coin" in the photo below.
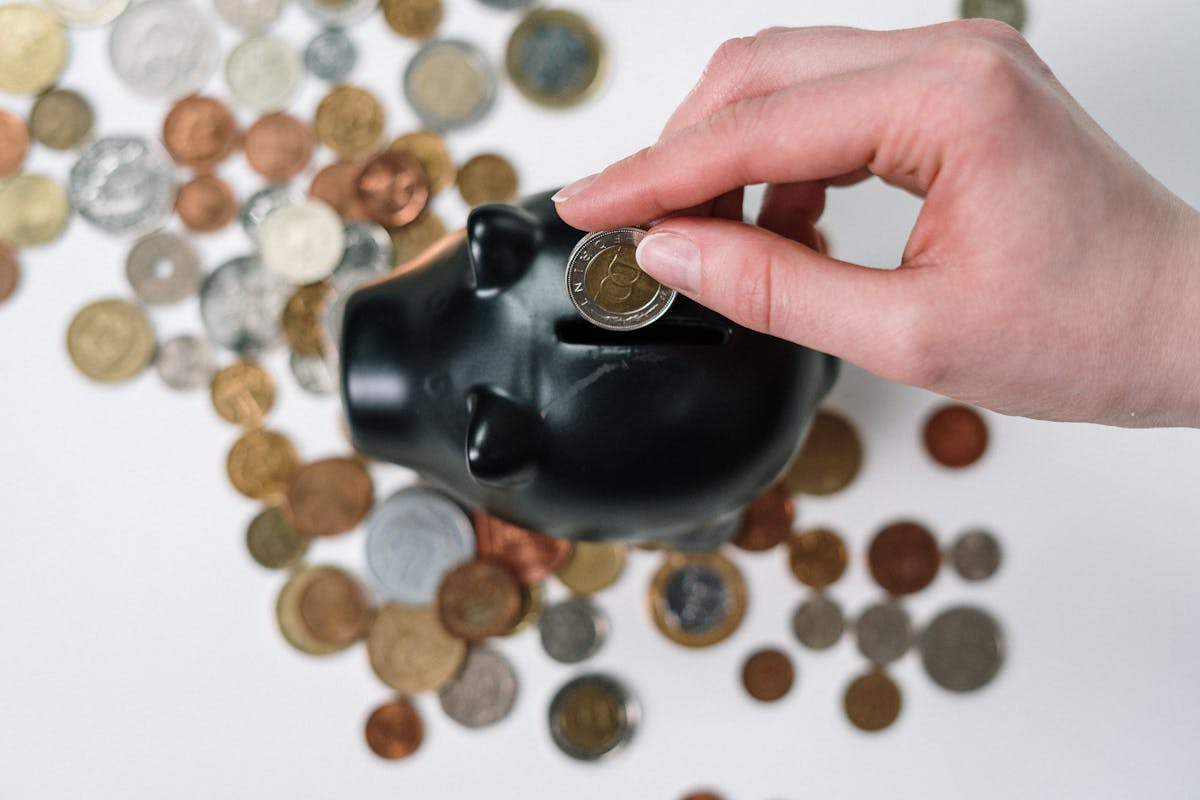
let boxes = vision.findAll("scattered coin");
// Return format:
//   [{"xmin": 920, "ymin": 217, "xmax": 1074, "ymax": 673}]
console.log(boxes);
[
  {"xmin": 791, "ymin": 594, "xmax": 845, "ymax": 651},
  {"xmin": 305, "ymin": 28, "xmax": 358, "ymax": 83},
  {"xmin": 548, "ymin": 673, "xmax": 639, "ymax": 761},
  {"xmin": 241, "ymin": 184, "xmax": 300, "ymax": 242},
  {"xmin": 226, "ymin": 428, "xmax": 300, "ymax": 501},
  {"xmin": 539, "ymin": 597, "xmax": 608, "ymax": 664},
  {"xmin": 473, "ymin": 510, "xmax": 572, "ymax": 585},
  {"xmin": 0, "ymin": 244, "xmax": 20, "ymax": 304},
  {"xmin": 868, "ymin": 520, "xmax": 941, "ymax": 596},
  {"xmin": 961, "ymin": 0, "xmax": 1027, "ymax": 31},
  {"xmin": 843, "ymin": 669, "xmax": 902, "ymax": 733},
  {"xmin": 923, "ymin": 403, "xmax": 989, "ymax": 468},
  {"xmin": 154, "ymin": 334, "xmax": 214, "ymax": 390},
  {"xmin": 0, "ymin": 110, "xmax": 28, "ymax": 179},
  {"xmin": 310, "ymin": 162, "xmax": 370, "ymax": 220},
  {"xmin": 438, "ymin": 645, "xmax": 519, "ymax": 728},
  {"xmin": 357, "ymin": 150, "xmax": 430, "ymax": 227},
  {"xmin": 176, "ymin": 175, "xmax": 238, "ymax": 233},
  {"xmin": 365, "ymin": 487, "xmax": 477, "ymax": 605},
  {"xmin": 28, "ymin": 89, "xmax": 94, "ymax": 151},
  {"xmin": 854, "ymin": 601, "xmax": 912, "ymax": 665},
  {"xmin": 784, "ymin": 409, "xmax": 863, "ymax": 495},
  {"xmin": 284, "ymin": 457, "xmax": 374, "ymax": 537},
  {"xmin": 226, "ymin": 35, "xmax": 303, "ymax": 112},
  {"xmin": 125, "ymin": 231, "xmax": 201, "ymax": 305},
  {"xmin": 741, "ymin": 648, "xmax": 795, "ymax": 702},
  {"xmin": 404, "ymin": 39, "xmax": 497, "ymax": 131},
  {"xmin": 337, "ymin": 221, "xmax": 394, "ymax": 276},
  {"xmin": 389, "ymin": 131, "xmax": 455, "ymax": 195},
  {"xmin": 313, "ymin": 86, "xmax": 385, "ymax": 159},
  {"xmin": 390, "ymin": 210, "xmax": 448, "ymax": 266},
  {"xmin": 732, "ymin": 483, "xmax": 795, "ymax": 552},
  {"xmin": 296, "ymin": 0, "xmax": 378, "ymax": 27},
  {"xmin": 649, "ymin": 552, "xmax": 747, "ymax": 648},
  {"xmin": 787, "ymin": 527, "xmax": 848, "ymax": 589},
  {"xmin": 290, "ymin": 352, "xmax": 338, "ymax": 396},
  {"xmin": 260, "ymin": 199, "xmax": 346, "ymax": 284},
  {"xmin": 283, "ymin": 283, "xmax": 334, "ymax": 357},
  {"xmin": 457, "ymin": 153, "xmax": 518, "ymax": 206},
  {"xmin": 45, "ymin": 0, "xmax": 130, "ymax": 27},
  {"xmin": 919, "ymin": 606, "xmax": 1004, "ymax": 693},
  {"xmin": 556, "ymin": 540, "xmax": 627, "ymax": 595},
  {"xmin": 383, "ymin": 0, "xmax": 442, "ymax": 38},
  {"xmin": 507, "ymin": 581, "xmax": 543, "ymax": 635},
  {"xmin": 668, "ymin": 510, "xmax": 742, "ymax": 553},
  {"xmin": 161, "ymin": 96, "xmax": 239, "ymax": 173},
  {"xmin": 199, "ymin": 254, "xmax": 290, "ymax": 355},
  {"xmin": 365, "ymin": 697, "xmax": 424, "ymax": 760},
  {"xmin": 0, "ymin": 5, "xmax": 69, "ymax": 95},
  {"xmin": 950, "ymin": 528, "xmax": 1002, "ymax": 582},
  {"xmin": 566, "ymin": 227, "xmax": 676, "ymax": 331},
  {"xmin": 108, "ymin": 0, "xmax": 216, "ymax": 98},
  {"xmin": 437, "ymin": 558, "xmax": 523, "ymax": 641},
  {"xmin": 214, "ymin": 0, "xmax": 285, "ymax": 32},
  {"xmin": 246, "ymin": 506, "xmax": 309, "ymax": 569},
  {"xmin": 211, "ymin": 360, "xmax": 276, "ymax": 427},
  {"xmin": 69, "ymin": 136, "xmax": 176, "ymax": 236},
  {"xmin": 66, "ymin": 298, "xmax": 156, "ymax": 383},
  {"xmin": 276, "ymin": 565, "xmax": 371, "ymax": 654},
  {"xmin": 506, "ymin": 8, "xmax": 605, "ymax": 107},
  {"xmin": 367, "ymin": 603, "xmax": 466, "ymax": 694},
  {"xmin": 0, "ymin": 174, "xmax": 70, "ymax": 248},
  {"xmin": 245, "ymin": 113, "xmax": 314, "ymax": 182}
]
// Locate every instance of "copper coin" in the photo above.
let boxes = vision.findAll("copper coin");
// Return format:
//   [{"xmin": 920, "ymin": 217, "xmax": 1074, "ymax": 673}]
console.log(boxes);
[
  {"xmin": 740, "ymin": 647, "xmax": 795, "ymax": 702},
  {"xmin": 732, "ymin": 483, "xmax": 795, "ymax": 552},
  {"xmin": 0, "ymin": 242, "xmax": 19, "ymax": 303},
  {"xmin": 226, "ymin": 428, "xmax": 299, "ymax": 502},
  {"xmin": 389, "ymin": 130, "xmax": 454, "ymax": 194},
  {"xmin": 472, "ymin": 511, "xmax": 572, "ymax": 585},
  {"xmin": 244, "ymin": 112, "xmax": 314, "ymax": 182},
  {"xmin": 365, "ymin": 698, "xmax": 424, "ymax": 760},
  {"xmin": 309, "ymin": 161, "xmax": 369, "ymax": 220},
  {"xmin": 923, "ymin": 403, "xmax": 988, "ymax": 468},
  {"xmin": 436, "ymin": 558, "xmax": 523, "ymax": 641},
  {"xmin": 298, "ymin": 566, "xmax": 373, "ymax": 646},
  {"xmin": 868, "ymin": 520, "xmax": 940, "ymax": 596},
  {"xmin": 843, "ymin": 669, "xmax": 902, "ymax": 732},
  {"xmin": 681, "ymin": 793, "xmax": 726, "ymax": 800},
  {"xmin": 282, "ymin": 282, "xmax": 333, "ymax": 357},
  {"xmin": 283, "ymin": 456, "xmax": 374, "ymax": 538},
  {"xmin": 175, "ymin": 174, "xmax": 237, "ymax": 233},
  {"xmin": 162, "ymin": 95, "xmax": 239, "ymax": 173},
  {"xmin": 357, "ymin": 149, "xmax": 429, "ymax": 227},
  {"xmin": 787, "ymin": 527, "xmax": 848, "ymax": 589},
  {"xmin": 0, "ymin": 110, "xmax": 28, "ymax": 179},
  {"xmin": 784, "ymin": 409, "xmax": 863, "ymax": 495}
]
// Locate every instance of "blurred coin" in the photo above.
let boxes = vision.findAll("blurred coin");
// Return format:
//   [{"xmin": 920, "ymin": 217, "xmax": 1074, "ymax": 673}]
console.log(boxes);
[
  {"xmin": 390, "ymin": 210, "xmax": 447, "ymax": 266},
  {"xmin": 211, "ymin": 360, "xmax": 275, "ymax": 427},
  {"xmin": 389, "ymin": 130, "xmax": 454, "ymax": 194},
  {"xmin": 276, "ymin": 565, "xmax": 371, "ymax": 654},
  {"xmin": 227, "ymin": 428, "xmax": 299, "ymax": 501},
  {"xmin": 66, "ymin": 298, "xmax": 155, "ymax": 383},
  {"xmin": 438, "ymin": 646, "xmax": 518, "ymax": 728},
  {"xmin": 0, "ymin": 244, "xmax": 20, "ymax": 304},
  {"xmin": 367, "ymin": 603, "xmax": 466, "ymax": 694},
  {"xmin": 567, "ymin": 227, "xmax": 675, "ymax": 331},
  {"xmin": 950, "ymin": 528, "xmax": 1002, "ymax": 581},
  {"xmin": 69, "ymin": 136, "xmax": 176, "ymax": 236},
  {"xmin": 741, "ymin": 648, "xmax": 795, "ymax": 702},
  {"xmin": 649, "ymin": 552, "xmax": 746, "ymax": 648},
  {"xmin": 125, "ymin": 231, "xmax": 201, "ymax": 305},
  {"xmin": 548, "ymin": 673, "xmax": 638, "ymax": 761},
  {"xmin": 247, "ymin": 506, "xmax": 309, "ymax": 569},
  {"xmin": 357, "ymin": 150, "xmax": 429, "ymax": 227},
  {"xmin": 290, "ymin": 352, "xmax": 338, "ymax": 395},
  {"xmin": 244, "ymin": 113, "xmax": 313, "ymax": 182},
  {"xmin": 843, "ymin": 669, "xmax": 901, "ymax": 732},
  {"xmin": 226, "ymin": 35, "xmax": 302, "ymax": 112},
  {"xmin": 28, "ymin": 89, "xmax": 93, "ymax": 151},
  {"xmin": 162, "ymin": 96, "xmax": 239, "ymax": 173},
  {"xmin": 366, "ymin": 487, "xmax": 476, "ymax": 605},
  {"xmin": 475, "ymin": 0, "xmax": 531, "ymax": 8},
  {"xmin": 457, "ymin": 153, "xmax": 518, "ymax": 206},
  {"xmin": 787, "ymin": 527, "xmax": 848, "ymax": 589},
  {"xmin": 0, "ymin": 5, "xmax": 68, "ymax": 94},
  {"xmin": 155, "ymin": 334, "xmax": 214, "ymax": 390},
  {"xmin": 214, "ymin": 0, "xmax": 285, "ymax": 31},
  {"xmin": 791, "ymin": 594, "xmax": 844, "ymax": 651},
  {"xmin": 283, "ymin": 282, "xmax": 333, "ymax": 356},
  {"xmin": 961, "ymin": 0, "xmax": 1026, "ymax": 31},
  {"xmin": 556, "ymin": 540, "xmax": 626, "ymax": 595},
  {"xmin": 176, "ymin": 175, "xmax": 237, "ymax": 233},
  {"xmin": 539, "ymin": 597, "xmax": 607, "ymax": 664},
  {"xmin": 923, "ymin": 403, "xmax": 988, "ymax": 468},
  {"xmin": 437, "ymin": 558, "xmax": 523, "ymax": 641},
  {"xmin": 364, "ymin": 698, "xmax": 424, "ymax": 760},
  {"xmin": 199, "ymin": 254, "xmax": 290, "ymax": 355},
  {"xmin": 297, "ymin": 0, "xmax": 377, "ymax": 26},
  {"xmin": 919, "ymin": 606, "xmax": 1004, "ymax": 693},
  {"xmin": 241, "ymin": 184, "xmax": 300, "ymax": 242},
  {"xmin": 506, "ymin": 8, "xmax": 605, "ymax": 108},
  {"xmin": 260, "ymin": 199, "xmax": 345, "ymax": 284},
  {"xmin": 284, "ymin": 457, "xmax": 373, "ymax": 537},
  {"xmin": 0, "ymin": 174, "xmax": 70, "ymax": 247},
  {"xmin": 680, "ymin": 793, "xmax": 725, "ymax": 800},
  {"xmin": 854, "ymin": 601, "xmax": 912, "ymax": 665},
  {"xmin": 404, "ymin": 39, "xmax": 497, "ymax": 131},
  {"xmin": 473, "ymin": 510, "xmax": 572, "ymax": 585},
  {"xmin": 45, "ymin": 0, "xmax": 130, "ymax": 27},
  {"xmin": 868, "ymin": 520, "xmax": 940, "ymax": 596},
  {"xmin": 338, "ymin": 221, "xmax": 394, "ymax": 276},
  {"xmin": 305, "ymin": 28, "xmax": 357, "ymax": 82},
  {"xmin": 784, "ymin": 409, "xmax": 863, "ymax": 495},
  {"xmin": 0, "ymin": 111, "xmax": 28, "ymax": 179},
  {"xmin": 310, "ymin": 162, "xmax": 369, "ymax": 220},
  {"xmin": 668, "ymin": 510, "xmax": 741, "ymax": 554},
  {"xmin": 506, "ymin": 581, "xmax": 542, "ymax": 635},
  {"xmin": 108, "ymin": 0, "xmax": 216, "ymax": 98},
  {"xmin": 314, "ymin": 86, "xmax": 385, "ymax": 159},
  {"xmin": 383, "ymin": 0, "xmax": 441, "ymax": 38},
  {"xmin": 732, "ymin": 483, "xmax": 794, "ymax": 552}
]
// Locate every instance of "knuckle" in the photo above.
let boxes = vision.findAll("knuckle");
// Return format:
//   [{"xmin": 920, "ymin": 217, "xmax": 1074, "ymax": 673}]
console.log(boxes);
[
  {"xmin": 919, "ymin": 36, "xmax": 1026, "ymax": 113},
  {"xmin": 954, "ymin": 16, "xmax": 1028, "ymax": 44},
  {"xmin": 707, "ymin": 36, "xmax": 758, "ymax": 78}
]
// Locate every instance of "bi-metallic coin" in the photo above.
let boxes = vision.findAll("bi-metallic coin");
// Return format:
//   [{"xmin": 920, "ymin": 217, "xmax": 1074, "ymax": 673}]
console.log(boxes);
[
  {"xmin": 548, "ymin": 673, "xmax": 639, "ymax": 761},
  {"xmin": 566, "ymin": 227, "xmax": 676, "ymax": 331},
  {"xmin": 404, "ymin": 39, "xmax": 497, "ymax": 131},
  {"xmin": 506, "ymin": 8, "xmax": 605, "ymax": 108}
]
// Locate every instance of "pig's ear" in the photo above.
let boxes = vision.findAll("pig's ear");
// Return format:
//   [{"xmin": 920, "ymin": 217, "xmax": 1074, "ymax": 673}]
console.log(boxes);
[
  {"xmin": 466, "ymin": 386, "xmax": 540, "ymax": 487},
  {"xmin": 467, "ymin": 204, "xmax": 542, "ymax": 293}
]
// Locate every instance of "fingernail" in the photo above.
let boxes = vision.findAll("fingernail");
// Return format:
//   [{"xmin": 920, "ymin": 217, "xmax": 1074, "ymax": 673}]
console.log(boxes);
[
  {"xmin": 551, "ymin": 173, "xmax": 598, "ymax": 203},
  {"xmin": 636, "ymin": 232, "xmax": 700, "ymax": 294}
]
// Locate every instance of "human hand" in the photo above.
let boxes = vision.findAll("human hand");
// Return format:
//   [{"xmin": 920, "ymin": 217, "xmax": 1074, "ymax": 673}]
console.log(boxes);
[{"xmin": 553, "ymin": 21, "xmax": 1200, "ymax": 428}]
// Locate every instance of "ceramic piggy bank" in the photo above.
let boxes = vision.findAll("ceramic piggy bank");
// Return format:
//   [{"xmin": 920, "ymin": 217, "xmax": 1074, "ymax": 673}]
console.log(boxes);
[{"xmin": 340, "ymin": 190, "xmax": 839, "ymax": 542}]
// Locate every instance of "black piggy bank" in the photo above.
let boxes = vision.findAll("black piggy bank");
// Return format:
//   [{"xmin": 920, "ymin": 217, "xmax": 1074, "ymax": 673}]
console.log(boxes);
[{"xmin": 340, "ymin": 190, "xmax": 839, "ymax": 542}]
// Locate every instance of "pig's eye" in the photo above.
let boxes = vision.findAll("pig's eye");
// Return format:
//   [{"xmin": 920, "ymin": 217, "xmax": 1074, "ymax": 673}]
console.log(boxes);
[{"xmin": 554, "ymin": 318, "xmax": 730, "ymax": 347}]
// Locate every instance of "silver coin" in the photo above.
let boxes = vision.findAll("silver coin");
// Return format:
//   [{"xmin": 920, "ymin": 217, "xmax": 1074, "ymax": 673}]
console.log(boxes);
[
  {"xmin": 854, "ymin": 601, "xmax": 912, "ymax": 665},
  {"xmin": 259, "ymin": 199, "xmax": 345, "ymax": 284},
  {"xmin": 960, "ymin": 0, "xmax": 1026, "ymax": 31},
  {"xmin": 664, "ymin": 564, "xmax": 731, "ymax": 635},
  {"xmin": 403, "ymin": 39, "xmax": 497, "ymax": 131},
  {"xmin": 791, "ymin": 595, "xmax": 845, "ymax": 651},
  {"xmin": 539, "ymin": 597, "xmax": 608, "ymax": 664},
  {"xmin": 289, "ymin": 351, "xmax": 337, "ymax": 395},
  {"xmin": 69, "ymin": 137, "xmax": 176, "ymax": 236},
  {"xmin": 240, "ymin": 184, "xmax": 299, "ymax": 242},
  {"xmin": 548, "ymin": 673, "xmax": 639, "ymax": 761},
  {"xmin": 199, "ymin": 255, "xmax": 290, "ymax": 355},
  {"xmin": 566, "ymin": 228, "xmax": 676, "ymax": 331},
  {"xmin": 125, "ymin": 231, "xmax": 201, "ymax": 305},
  {"xmin": 154, "ymin": 334, "xmax": 215, "ymax": 390},
  {"xmin": 668, "ymin": 510, "xmax": 741, "ymax": 553},
  {"xmin": 950, "ymin": 528, "xmax": 1002, "ymax": 582},
  {"xmin": 920, "ymin": 606, "xmax": 1005, "ymax": 693},
  {"xmin": 47, "ymin": 0, "xmax": 130, "ymax": 27},
  {"xmin": 108, "ymin": 0, "xmax": 218, "ymax": 98},
  {"xmin": 296, "ymin": 0, "xmax": 376, "ymax": 27},
  {"xmin": 225, "ymin": 35, "xmax": 302, "ymax": 112},
  {"xmin": 337, "ymin": 221, "xmax": 393, "ymax": 276},
  {"xmin": 365, "ymin": 487, "xmax": 476, "ymax": 605},
  {"xmin": 213, "ymin": 0, "xmax": 286, "ymax": 32},
  {"xmin": 304, "ymin": 28, "xmax": 357, "ymax": 82},
  {"xmin": 437, "ymin": 646, "xmax": 518, "ymax": 728}
]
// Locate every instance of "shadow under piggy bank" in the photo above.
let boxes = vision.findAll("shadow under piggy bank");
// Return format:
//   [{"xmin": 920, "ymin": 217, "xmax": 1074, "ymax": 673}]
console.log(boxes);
[{"xmin": 340, "ymin": 190, "xmax": 839, "ymax": 542}]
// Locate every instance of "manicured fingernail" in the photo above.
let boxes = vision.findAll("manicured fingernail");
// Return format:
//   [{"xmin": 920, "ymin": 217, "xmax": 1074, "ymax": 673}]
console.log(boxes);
[
  {"xmin": 551, "ymin": 173, "xmax": 598, "ymax": 203},
  {"xmin": 636, "ymin": 232, "xmax": 700, "ymax": 294}
]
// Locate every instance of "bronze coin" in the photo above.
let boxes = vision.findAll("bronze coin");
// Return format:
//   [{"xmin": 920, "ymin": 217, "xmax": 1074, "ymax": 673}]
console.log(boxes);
[
  {"xmin": 226, "ymin": 428, "xmax": 300, "ymax": 502},
  {"xmin": 28, "ymin": 88, "xmax": 93, "ymax": 151},
  {"xmin": 382, "ymin": 0, "xmax": 442, "ymax": 39},
  {"xmin": 364, "ymin": 698, "xmax": 424, "ymax": 760},
  {"xmin": 210, "ymin": 360, "xmax": 276, "ymax": 427},
  {"xmin": 389, "ymin": 210, "xmax": 447, "ymax": 267},
  {"xmin": 309, "ymin": 161, "xmax": 369, "ymax": 220},
  {"xmin": 868, "ymin": 520, "xmax": 940, "ymax": 596},
  {"xmin": 245, "ymin": 506, "xmax": 308, "ymax": 569},
  {"xmin": 283, "ymin": 456, "xmax": 374, "ymax": 538},
  {"xmin": 784, "ymin": 409, "xmax": 863, "ymax": 495},
  {"xmin": 557, "ymin": 540, "xmax": 627, "ymax": 595},
  {"xmin": 0, "ymin": 242, "xmax": 19, "ymax": 303},
  {"xmin": 0, "ymin": 109, "xmax": 29, "ymax": 179},
  {"xmin": 282, "ymin": 282, "xmax": 333, "ymax": 357},
  {"xmin": 843, "ymin": 669, "xmax": 902, "ymax": 732},
  {"xmin": 298, "ymin": 566, "xmax": 373, "ymax": 647},
  {"xmin": 244, "ymin": 112, "xmax": 314, "ymax": 182},
  {"xmin": 313, "ymin": 85, "xmax": 385, "ymax": 159},
  {"xmin": 456, "ymin": 152, "xmax": 518, "ymax": 206},
  {"xmin": 436, "ymin": 558, "xmax": 523, "ymax": 641},
  {"xmin": 162, "ymin": 95, "xmax": 239, "ymax": 173},
  {"xmin": 787, "ymin": 527, "xmax": 848, "ymax": 589},
  {"xmin": 388, "ymin": 130, "xmax": 454, "ymax": 194},
  {"xmin": 740, "ymin": 647, "xmax": 795, "ymax": 702},
  {"xmin": 923, "ymin": 403, "xmax": 988, "ymax": 468},
  {"xmin": 472, "ymin": 511, "xmax": 572, "ymax": 585},
  {"xmin": 368, "ymin": 604, "xmax": 466, "ymax": 693},
  {"xmin": 357, "ymin": 149, "xmax": 430, "ymax": 227},
  {"xmin": 175, "ymin": 174, "xmax": 237, "ymax": 233},
  {"xmin": 680, "ymin": 793, "xmax": 726, "ymax": 800},
  {"xmin": 732, "ymin": 483, "xmax": 795, "ymax": 552}
]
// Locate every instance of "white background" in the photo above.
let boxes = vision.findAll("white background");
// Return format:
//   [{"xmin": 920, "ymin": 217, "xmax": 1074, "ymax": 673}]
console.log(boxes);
[{"xmin": 3, "ymin": 1, "xmax": 1200, "ymax": 798}]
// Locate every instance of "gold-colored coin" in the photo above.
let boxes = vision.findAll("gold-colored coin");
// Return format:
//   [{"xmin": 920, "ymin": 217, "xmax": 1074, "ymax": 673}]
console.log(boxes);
[
  {"xmin": 29, "ymin": 88, "xmax": 94, "ymax": 150},
  {"xmin": 276, "ymin": 565, "xmax": 372, "ymax": 655},
  {"xmin": 211, "ymin": 360, "xmax": 276, "ymax": 427},
  {"xmin": 246, "ymin": 506, "xmax": 309, "ymax": 569},
  {"xmin": 389, "ymin": 210, "xmax": 447, "ymax": 267},
  {"xmin": 382, "ymin": 0, "xmax": 442, "ymax": 39},
  {"xmin": 456, "ymin": 153, "xmax": 518, "ymax": 207},
  {"xmin": 0, "ymin": 174, "xmax": 70, "ymax": 247},
  {"xmin": 0, "ymin": 5, "xmax": 68, "ymax": 95},
  {"xmin": 388, "ymin": 130, "xmax": 454, "ymax": 194},
  {"xmin": 282, "ymin": 282, "xmax": 332, "ymax": 357},
  {"xmin": 367, "ymin": 603, "xmax": 467, "ymax": 694},
  {"xmin": 843, "ymin": 669, "xmax": 902, "ymax": 732},
  {"xmin": 226, "ymin": 428, "xmax": 300, "ymax": 501},
  {"xmin": 66, "ymin": 298, "xmax": 155, "ymax": 383},
  {"xmin": 783, "ymin": 409, "xmax": 863, "ymax": 495},
  {"xmin": 648, "ymin": 552, "xmax": 747, "ymax": 648},
  {"xmin": 506, "ymin": 8, "xmax": 605, "ymax": 108},
  {"xmin": 787, "ymin": 527, "xmax": 849, "ymax": 589},
  {"xmin": 313, "ymin": 86, "xmax": 385, "ymax": 159},
  {"xmin": 505, "ymin": 581, "xmax": 543, "ymax": 636},
  {"xmin": 584, "ymin": 244, "xmax": 659, "ymax": 315},
  {"xmin": 556, "ymin": 541, "xmax": 625, "ymax": 595}
]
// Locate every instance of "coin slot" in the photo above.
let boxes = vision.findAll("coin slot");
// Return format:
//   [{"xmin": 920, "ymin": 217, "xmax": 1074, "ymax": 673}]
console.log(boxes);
[{"xmin": 554, "ymin": 318, "xmax": 730, "ymax": 347}]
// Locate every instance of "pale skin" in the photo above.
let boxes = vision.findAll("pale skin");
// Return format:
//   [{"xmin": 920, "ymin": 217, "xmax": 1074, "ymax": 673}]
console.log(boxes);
[{"xmin": 553, "ymin": 21, "xmax": 1200, "ymax": 428}]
